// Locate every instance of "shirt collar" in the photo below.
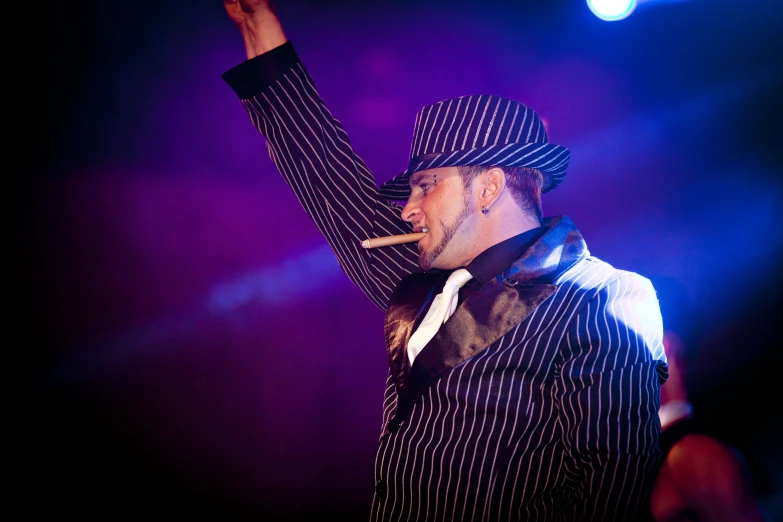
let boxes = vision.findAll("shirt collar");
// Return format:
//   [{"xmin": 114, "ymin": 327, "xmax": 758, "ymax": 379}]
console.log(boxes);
[{"xmin": 465, "ymin": 226, "xmax": 546, "ymax": 285}]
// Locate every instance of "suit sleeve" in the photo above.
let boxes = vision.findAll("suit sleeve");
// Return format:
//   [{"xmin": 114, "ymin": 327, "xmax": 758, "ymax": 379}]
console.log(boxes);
[
  {"xmin": 222, "ymin": 43, "xmax": 421, "ymax": 311},
  {"xmin": 556, "ymin": 272, "xmax": 668, "ymax": 521}
]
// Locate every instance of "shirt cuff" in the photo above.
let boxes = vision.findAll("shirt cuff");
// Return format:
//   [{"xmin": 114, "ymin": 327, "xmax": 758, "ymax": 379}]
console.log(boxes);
[{"xmin": 221, "ymin": 41, "xmax": 300, "ymax": 99}]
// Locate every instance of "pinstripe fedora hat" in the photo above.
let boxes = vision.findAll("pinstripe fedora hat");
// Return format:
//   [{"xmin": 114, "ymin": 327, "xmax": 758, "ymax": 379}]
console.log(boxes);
[{"xmin": 379, "ymin": 94, "xmax": 570, "ymax": 200}]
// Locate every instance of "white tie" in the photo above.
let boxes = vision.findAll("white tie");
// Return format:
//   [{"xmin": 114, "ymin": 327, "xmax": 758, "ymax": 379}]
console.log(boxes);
[{"xmin": 407, "ymin": 268, "xmax": 473, "ymax": 365}]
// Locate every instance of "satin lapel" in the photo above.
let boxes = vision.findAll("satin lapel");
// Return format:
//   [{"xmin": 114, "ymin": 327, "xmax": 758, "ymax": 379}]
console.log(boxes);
[
  {"xmin": 402, "ymin": 215, "xmax": 588, "ymax": 403},
  {"xmin": 383, "ymin": 272, "xmax": 444, "ymax": 392},
  {"xmin": 505, "ymin": 215, "xmax": 586, "ymax": 282},
  {"xmin": 404, "ymin": 280, "xmax": 556, "ymax": 400}
]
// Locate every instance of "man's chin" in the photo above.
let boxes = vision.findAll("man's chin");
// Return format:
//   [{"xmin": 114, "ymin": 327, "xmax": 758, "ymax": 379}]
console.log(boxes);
[
  {"xmin": 418, "ymin": 248, "xmax": 439, "ymax": 272},
  {"xmin": 418, "ymin": 255, "xmax": 433, "ymax": 272},
  {"xmin": 420, "ymin": 251, "xmax": 450, "ymax": 272}
]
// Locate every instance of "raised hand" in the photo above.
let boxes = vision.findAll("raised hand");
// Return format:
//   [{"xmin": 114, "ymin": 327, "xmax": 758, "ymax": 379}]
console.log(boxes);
[
  {"xmin": 223, "ymin": 0, "xmax": 287, "ymax": 58},
  {"xmin": 223, "ymin": 0, "xmax": 276, "ymax": 29}
]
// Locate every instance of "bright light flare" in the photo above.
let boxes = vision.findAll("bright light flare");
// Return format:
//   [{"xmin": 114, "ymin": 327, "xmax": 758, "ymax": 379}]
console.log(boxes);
[{"xmin": 587, "ymin": 0, "xmax": 637, "ymax": 21}]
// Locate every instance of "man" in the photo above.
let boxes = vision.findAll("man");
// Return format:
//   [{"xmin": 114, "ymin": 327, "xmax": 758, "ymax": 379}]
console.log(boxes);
[
  {"xmin": 221, "ymin": 1, "xmax": 668, "ymax": 520},
  {"xmin": 650, "ymin": 277, "xmax": 770, "ymax": 522}
]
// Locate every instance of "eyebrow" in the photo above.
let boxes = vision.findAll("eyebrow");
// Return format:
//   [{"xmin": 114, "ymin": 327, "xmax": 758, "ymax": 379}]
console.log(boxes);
[{"xmin": 410, "ymin": 173, "xmax": 431, "ymax": 186}]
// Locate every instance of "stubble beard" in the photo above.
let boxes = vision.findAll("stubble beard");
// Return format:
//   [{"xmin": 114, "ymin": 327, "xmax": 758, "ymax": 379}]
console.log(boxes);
[{"xmin": 418, "ymin": 193, "xmax": 473, "ymax": 272}]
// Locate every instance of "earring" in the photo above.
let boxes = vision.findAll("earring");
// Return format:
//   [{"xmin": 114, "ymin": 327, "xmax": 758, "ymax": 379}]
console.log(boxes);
[{"xmin": 481, "ymin": 206, "xmax": 489, "ymax": 215}]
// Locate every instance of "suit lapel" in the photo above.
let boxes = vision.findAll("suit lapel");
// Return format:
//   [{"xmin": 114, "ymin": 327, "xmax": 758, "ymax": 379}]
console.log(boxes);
[
  {"xmin": 384, "ymin": 215, "xmax": 589, "ymax": 408},
  {"xmin": 400, "ymin": 280, "xmax": 556, "ymax": 403}
]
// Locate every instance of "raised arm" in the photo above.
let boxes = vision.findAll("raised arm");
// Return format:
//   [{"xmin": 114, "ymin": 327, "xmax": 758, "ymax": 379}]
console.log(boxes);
[{"xmin": 221, "ymin": 1, "xmax": 422, "ymax": 310}]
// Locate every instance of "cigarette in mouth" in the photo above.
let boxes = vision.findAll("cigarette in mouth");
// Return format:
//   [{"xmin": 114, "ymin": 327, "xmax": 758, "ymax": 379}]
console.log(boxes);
[{"xmin": 361, "ymin": 230, "xmax": 428, "ymax": 249}]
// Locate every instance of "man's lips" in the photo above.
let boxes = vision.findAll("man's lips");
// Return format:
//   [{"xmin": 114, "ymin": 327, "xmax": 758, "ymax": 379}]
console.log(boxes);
[{"xmin": 417, "ymin": 227, "xmax": 429, "ymax": 250}]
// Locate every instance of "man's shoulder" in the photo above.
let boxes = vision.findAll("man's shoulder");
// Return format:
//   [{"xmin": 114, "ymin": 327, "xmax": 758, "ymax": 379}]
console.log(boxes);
[
  {"xmin": 554, "ymin": 259, "xmax": 660, "ymax": 325},
  {"xmin": 558, "ymin": 255, "xmax": 652, "ymax": 291}
]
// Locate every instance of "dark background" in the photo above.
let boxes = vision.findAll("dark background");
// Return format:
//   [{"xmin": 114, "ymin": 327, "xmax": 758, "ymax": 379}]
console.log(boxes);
[{"xmin": 25, "ymin": 0, "xmax": 782, "ymax": 519}]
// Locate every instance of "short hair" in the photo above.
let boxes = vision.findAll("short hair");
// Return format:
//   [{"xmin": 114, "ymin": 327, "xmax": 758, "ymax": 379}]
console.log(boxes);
[{"xmin": 457, "ymin": 165, "xmax": 544, "ymax": 223}]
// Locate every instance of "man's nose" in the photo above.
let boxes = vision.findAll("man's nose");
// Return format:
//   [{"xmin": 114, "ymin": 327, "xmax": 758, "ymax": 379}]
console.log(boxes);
[{"xmin": 400, "ymin": 198, "xmax": 419, "ymax": 222}]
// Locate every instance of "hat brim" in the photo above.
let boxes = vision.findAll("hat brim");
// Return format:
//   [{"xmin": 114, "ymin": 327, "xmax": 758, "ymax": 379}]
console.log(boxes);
[{"xmin": 378, "ymin": 142, "xmax": 570, "ymax": 200}]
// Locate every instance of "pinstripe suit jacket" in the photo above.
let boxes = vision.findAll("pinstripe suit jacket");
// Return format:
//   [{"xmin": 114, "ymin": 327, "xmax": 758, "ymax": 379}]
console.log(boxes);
[{"xmin": 223, "ymin": 42, "xmax": 668, "ymax": 522}]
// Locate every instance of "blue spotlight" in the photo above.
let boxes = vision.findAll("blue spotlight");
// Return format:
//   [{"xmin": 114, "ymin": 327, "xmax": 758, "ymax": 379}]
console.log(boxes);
[{"xmin": 587, "ymin": 0, "xmax": 637, "ymax": 21}]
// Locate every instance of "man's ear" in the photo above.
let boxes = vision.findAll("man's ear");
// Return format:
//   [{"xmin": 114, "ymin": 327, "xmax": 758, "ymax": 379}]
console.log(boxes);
[{"xmin": 478, "ymin": 167, "xmax": 506, "ymax": 210}]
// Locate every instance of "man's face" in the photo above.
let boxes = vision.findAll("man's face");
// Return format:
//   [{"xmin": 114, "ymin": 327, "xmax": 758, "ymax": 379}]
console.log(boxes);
[{"xmin": 401, "ymin": 167, "xmax": 479, "ymax": 271}]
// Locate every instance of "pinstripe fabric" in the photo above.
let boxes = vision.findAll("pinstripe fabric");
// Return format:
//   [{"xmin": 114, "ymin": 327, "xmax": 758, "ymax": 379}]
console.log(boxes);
[
  {"xmin": 226, "ymin": 55, "xmax": 667, "ymax": 521},
  {"xmin": 379, "ymin": 94, "xmax": 570, "ymax": 200}
]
